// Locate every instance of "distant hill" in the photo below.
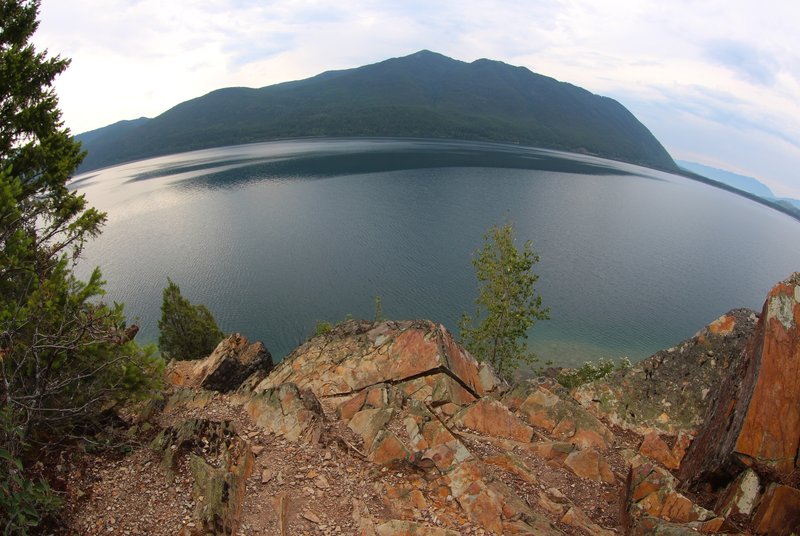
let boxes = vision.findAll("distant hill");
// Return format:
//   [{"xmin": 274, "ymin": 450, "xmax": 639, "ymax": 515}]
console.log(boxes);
[
  {"xmin": 678, "ymin": 160, "xmax": 800, "ymax": 222},
  {"xmin": 76, "ymin": 50, "xmax": 677, "ymax": 173},
  {"xmin": 677, "ymin": 160, "xmax": 775, "ymax": 199}
]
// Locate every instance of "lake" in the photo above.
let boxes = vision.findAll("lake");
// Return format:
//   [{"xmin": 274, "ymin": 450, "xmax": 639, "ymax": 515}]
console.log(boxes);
[{"xmin": 72, "ymin": 138, "xmax": 800, "ymax": 367}]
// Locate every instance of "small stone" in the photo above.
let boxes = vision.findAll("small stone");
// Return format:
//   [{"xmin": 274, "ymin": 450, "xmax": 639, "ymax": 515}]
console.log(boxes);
[
  {"xmin": 261, "ymin": 469, "xmax": 273, "ymax": 484},
  {"xmin": 302, "ymin": 510, "xmax": 321, "ymax": 524}
]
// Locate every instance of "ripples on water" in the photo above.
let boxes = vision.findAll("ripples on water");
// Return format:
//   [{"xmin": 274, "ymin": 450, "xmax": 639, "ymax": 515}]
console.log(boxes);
[{"xmin": 72, "ymin": 138, "xmax": 800, "ymax": 367}]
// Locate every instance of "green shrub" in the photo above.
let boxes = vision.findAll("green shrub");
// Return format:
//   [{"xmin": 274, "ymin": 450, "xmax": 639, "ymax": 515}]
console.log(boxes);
[
  {"xmin": 1, "ymin": 2, "xmax": 165, "ymax": 528},
  {"xmin": 314, "ymin": 321, "xmax": 334, "ymax": 336},
  {"xmin": 459, "ymin": 222, "xmax": 549, "ymax": 379},
  {"xmin": 0, "ymin": 448, "xmax": 61, "ymax": 534},
  {"xmin": 158, "ymin": 278, "xmax": 225, "ymax": 360},
  {"xmin": 557, "ymin": 357, "xmax": 632, "ymax": 389}
]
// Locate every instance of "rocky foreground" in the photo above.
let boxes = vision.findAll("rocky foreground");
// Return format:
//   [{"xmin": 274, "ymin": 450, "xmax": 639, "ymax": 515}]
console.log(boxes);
[{"xmin": 59, "ymin": 275, "xmax": 800, "ymax": 535}]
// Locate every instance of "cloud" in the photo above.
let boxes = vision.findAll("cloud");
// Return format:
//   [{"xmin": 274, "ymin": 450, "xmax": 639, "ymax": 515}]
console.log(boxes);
[
  {"xmin": 644, "ymin": 85, "xmax": 800, "ymax": 152},
  {"xmin": 705, "ymin": 40, "xmax": 780, "ymax": 86},
  {"xmin": 33, "ymin": 0, "xmax": 800, "ymax": 199}
]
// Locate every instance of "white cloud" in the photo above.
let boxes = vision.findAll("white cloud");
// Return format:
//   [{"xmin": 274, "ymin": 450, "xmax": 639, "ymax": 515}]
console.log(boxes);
[{"xmin": 35, "ymin": 0, "xmax": 800, "ymax": 197}]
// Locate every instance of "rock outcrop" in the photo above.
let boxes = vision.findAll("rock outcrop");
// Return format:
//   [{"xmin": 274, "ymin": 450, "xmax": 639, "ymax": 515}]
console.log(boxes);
[
  {"xmin": 680, "ymin": 274, "xmax": 800, "ymax": 482},
  {"xmin": 504, "ymin": 378, "xmax": 615, "ymax": 449},
  {"xmin": 622, "ymin": 452, "xmax": 723, "ymax": 533},
  {"xmin": 152, "ymin": 321, "xmax": 616, "ymax": 534},
  {"xmin": 675, "ymin": 273, "xmax": 800, "ymax": 535},
  {"xmin": 573, "ymin": 308, "xmax": 757, "ymax": 435},
  {"xmin": 62, "ymin": 275, "xmax": 800, "ymax": 535},
  {"xmin": 166, "ymin": 333, "xmax": 273, "ymax": 393},
  {"xmin": 251, "ymin": 320, "xmax": 504, "ymax": 401}
]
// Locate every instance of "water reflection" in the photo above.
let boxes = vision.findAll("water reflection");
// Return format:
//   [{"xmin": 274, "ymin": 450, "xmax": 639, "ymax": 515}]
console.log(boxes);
[{"xmin": 72, "ymin": 138, "xmax": 800, "ymax": 365}]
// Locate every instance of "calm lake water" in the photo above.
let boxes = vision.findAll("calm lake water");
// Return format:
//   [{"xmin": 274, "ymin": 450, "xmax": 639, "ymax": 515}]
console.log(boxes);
[{"xmin": 72, "ymin": 138, "xmax": 800, "ymax": 367}]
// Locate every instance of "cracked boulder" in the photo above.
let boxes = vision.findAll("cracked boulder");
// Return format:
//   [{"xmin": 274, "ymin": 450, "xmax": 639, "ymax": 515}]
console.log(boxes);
[
  {"xmin": 715, "ymin": 468, "xmax": 761, "ymax": 519},
  {"xmin": 404, "ymin": 401, "xmax": 471, "ymax": 472},
  {"xmin": 564, "ymin": 448, "xmax": 615, "ymax": 483},
  {"xmin": 252, "ymin": 320, "xmax": 505, "ymax": 401},
  {"xmin": 751, "ymin": 483, "xmax": 800, "ymax": 536},
  {"xmin": 166, "ymin": 333, "xmax": 273, "ymax": 393},
  {"xmin": 638, "ymin": 430, "xmax": 691, "ymax": 470}
]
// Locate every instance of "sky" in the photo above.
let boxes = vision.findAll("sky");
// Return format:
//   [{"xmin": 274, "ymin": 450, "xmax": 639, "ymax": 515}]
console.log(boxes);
[{"xmin": 36, "ymin": 0, "xmax": 800, "ymax": 198}]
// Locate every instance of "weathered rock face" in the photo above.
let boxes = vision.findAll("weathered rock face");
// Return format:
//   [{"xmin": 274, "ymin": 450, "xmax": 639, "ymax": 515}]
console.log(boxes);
[
  {"xmin": 375, "ymin": 519, "xmax": 459, "ymax": 536},
  {"xmin": 449, "ymin": 398, "xmax": 533, "ymax": 442},
  {"xmin": 252, "ymin": 320, "xmax": 505, "ymax": 400},
  {"xmin": 622, "ymin": 453, "xmax": 722, "ymax": 534},
  {"xmin": 638, "ymin": 431, "xmax": 690, "ymax": 471},
  {"xmin": 679, "ymin": 273, "xmax": 800, "ymax": 484},
  {"xmin": 573, "ymin": 308, "xmax": 757, "ymax": 435},
  {"xmin": 734, "ymin": 275, "xmax": 800, "ymax": 473},
  {"xmin": 244, "ymin": 383, "xmax": 324, "ymax": 442},
  {"xmin": 715, "ymin": 468, "xmax": 760, "ymax": 518},
  {"xmin": 751, "ymin": 483, "xmax": 800, "ymax": 536},
  {"xmin": 165, "ymin": 333, "xmax": 273, "ymax": 393},
  {"xmin": 244, "ymin": 321, "xmax": 588, "ymax": 535},
  {"xmin": 504, "ymin": 378, "xmax": 614, "ymax": 449}
]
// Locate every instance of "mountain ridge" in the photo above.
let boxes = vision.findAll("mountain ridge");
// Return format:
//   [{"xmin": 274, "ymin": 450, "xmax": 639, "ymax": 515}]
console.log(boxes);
[
  {"xmin": 678, "ymin": 160, "xmax": 800, "ymax": 221},
  {"xmin": 75, "ymin": 50, "xmax": 677, "ymax": 173}
]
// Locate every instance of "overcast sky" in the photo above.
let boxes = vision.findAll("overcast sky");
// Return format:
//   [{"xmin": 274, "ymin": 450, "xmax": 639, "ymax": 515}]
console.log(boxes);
[{"xmin": 36, "ymin": 0, "xmax": 800, "ymax": 198}]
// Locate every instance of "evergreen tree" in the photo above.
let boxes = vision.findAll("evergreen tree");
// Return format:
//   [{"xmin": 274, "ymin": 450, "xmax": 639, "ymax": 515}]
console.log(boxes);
[
  {"xmin": 1, "ymin": 1, "xmax": 162, "ymax": 528},
  {"xmin": 158, "ymin": 278, "xmax": 225, "ymax": 360},
  {"xmin": 459, "ymin": 222, "xmax": 549, "ymax": 378}
]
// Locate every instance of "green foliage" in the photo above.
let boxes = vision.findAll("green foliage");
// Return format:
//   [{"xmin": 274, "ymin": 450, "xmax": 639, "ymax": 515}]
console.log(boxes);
[
  {"xmin": 313, "ymin": 321, "xmax": 333, "ymax": 337},
  {"xmin": 0, "ymin": 447, "xmax": 62, "ymax": 534},
  {"xmin": 0, "ymin": 409, "xmax": 61, "ymax": 532},
  {"xmin": 459, "ymin": 223, "xmax": 549, "ymax": 379},
  {"xmin": 158, "ymin": 278, "xmax": 225, "ymax": 360},
  {"xmin": 1, "ymin": 2, "xmax": 163, "ymax": 528},
  {"xmin": 1, "ymin": 0, "xmax": 163, "ymax": 438},
  {"xmin": 556, "ymin": 357, "xmax": 632, "ymax": 389},
  {"xmin": 373, "ymin": 295, "xmax": 384, "ymax": 323}
]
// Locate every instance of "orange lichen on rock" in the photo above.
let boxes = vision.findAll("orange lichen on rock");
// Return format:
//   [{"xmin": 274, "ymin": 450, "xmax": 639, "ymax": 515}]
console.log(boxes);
[
  {"xmin": 734, "ymin": 277, "xmax": 800, "ymax": 473},
  {"xmin": 450, "ymin": 398, "xmax": 533, "ymax": 442},
  {"xmin": 752, "ymin": 483, "xmax": 800, "ymax": 536},
  {"xmin": 639, "ymin": 431, "xmax": 680, "ymax": 470},
  {"xmin": 707, "ymin": 313, "xmax": 736, "ymax": 335}
]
